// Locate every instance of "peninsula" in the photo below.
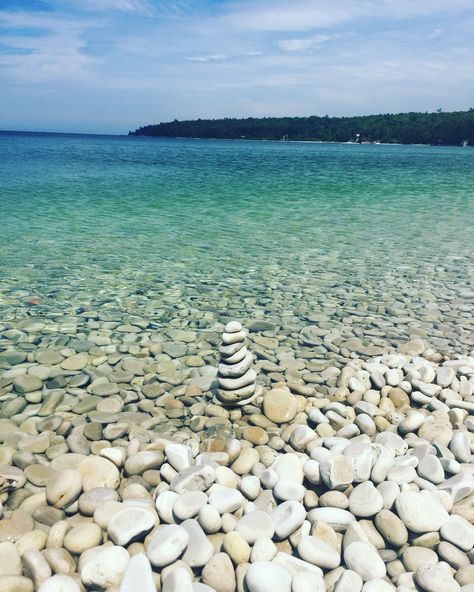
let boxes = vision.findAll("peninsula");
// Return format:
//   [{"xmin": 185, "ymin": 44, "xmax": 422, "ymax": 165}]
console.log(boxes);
[{"xmin": 129, "ymin": 108, "xmax": 474, "ymax": 145}]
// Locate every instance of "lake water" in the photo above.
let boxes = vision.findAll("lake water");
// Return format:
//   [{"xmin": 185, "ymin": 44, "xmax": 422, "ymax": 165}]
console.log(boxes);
[{"xmin": 1, "ymin": 133, "xmax": 473, "ymax": 358}]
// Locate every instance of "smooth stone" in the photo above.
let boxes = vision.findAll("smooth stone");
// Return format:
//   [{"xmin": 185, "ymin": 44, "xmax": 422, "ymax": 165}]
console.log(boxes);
[
  {"xmin": 165, "ymin": 443, "xmax": 192, "ymax": 472},
  {"xmin": 236, "ymin": 510, "xmax": 274, "ymax": 544},
  {"xmin": 78, "ymin": 456, "xmax": 120, "ymax": 491},
  {"xmin": 46, "ymin": 469, "xmax": 82, "ymax": 509},
  {"xmin": 124, "ymin": 451, "xmax": 164, "ymax": 475},
  {"xmin": 349, "ymin": 482, "xmax": 383, "ymax": 517},
  {"xmin": 0, "ymin": 350, "xmax": 27, "ymax": 365},
  {"xmin": 63, "ymin": 524, "xmax": 102, "ymax": 554},
  {"xmin": 263, "ymin": 388, "xmax": 298, "ymax": 423},
  {"xmin": 108, "ymin": 507, "xmax": 156, "ymax": 546},
  {"xmin": 161, "ymin": 566, "xmax": 193, "ymax": 592},
  {"xmin": 231, "ymin": 448, "xmax": 259, "ymax": 475},
  {"xmin": 273, "ymin": 478, "xmax": 305, "ymax": 502},
  {"xmin": 361, "ymin": 580, "xmax": 395, "ymax": 592},
  {"xmin": 272, "ymin": 552, "xmax": 322, "ymax": 578},
  {"xmin": 146, "ymin": 524, "xmax": 189, "ymax": 567},
  {"xmin": 119, "ymin": 554, "xmax": 155, "ymax": 592},
  {"xmin": 438, "ymin": 541, "xmax": 470, "ymax": 569},
  {"xmin": 334, "ymin": 570, "xmax": 363, "ymax": 592},
  {"xmin": 217, "ymin": 382, "xmax": 257, "ymax": 405},
  {"xmin": 440, "ymin": 514, "xmax": 474, "ymax": 551},
  {"xmin": 209, "ymin": 488, "xmax": 244, "ymax": 514},
  {"xmin": 93, "ymin": 500, "xmax": 124, "ymax": 529},
  {"xmin": 22, "ymin": 548, "xmax": 52, "ymax": 588},
  {"xmin": 218, "ymin": 352, "xmax": 253, "ymax": 377},
  {"xmin": 374, "ymin": 509, "xmax": 408, "ymax": 547},
  {"xmin": 13, "ymin": 375, "xmax": 42, "ymax": 394},
  {"xmin": 395, "ymin": 491, "xmax": 449, "ymax": 533},
  {"xmin": 297, "ymin": 535, "xmax": 341, "ymax": 569},
  {"xmin": 271, "ymin": 501, "xmax": 306, "ymax": 539},
  {"xmin": 78, "ymin": 487, "xmax": 119, "ymax": 515},
  {"xmin": 173, "ymin": 491, "xmax": 208, "ymax": 521},
  {"xmin": 438, "ymin": 473, "xmax": 474, "ymax": 503},
  {"xmin": 0, "ymin": 541, "xmax": 22, "ymax": 575},
  {"xmin": 449, "ymin": 432, "xmax": 471, "ymax": 463},
  {"xmin": 291, "ymin": 571, "xmax": 326, "ymax": 592},
  {"xmin": 156, "ymin": 491, "xmax": 180, "ymax": 523},
  {"xmin": 307, "ymin": 508, "xmax": 355, "ymax": 532},
  {"xmin": 456, "ymin": 565, "xmax": 474, "ymax": 586},
  {"xmin": 218, "ymin": 368, "xmax": 257, "ymax": 390},
  {"xmin": 251, "ymin": 537, "xmax": 277, "ymax": 563},
  {"xmin": 198, "ymin": 505, "xmax": 221, "ymax": 533},
  {"xmin": 222, "ymin": 329, "xmax": 246, "ymax": 345},
  {"xmin": 402, "ymin": 546, "xmax": 439, "ymax": 572},
  {"xmin": 80, "ymin": 545, "xmax": 130, "ymax": 590},
  {"xmin": 415, "ymin": 564, "xmax": 461, "ymax": 592},
  {"xmin": 245, "ymin": 561, "xmax": 292, "ymax": 592},
  {"xmin": 60, "ymin": 354, "xmax": 88, "ymax": 370},
  {"xmin": 170, "ymin": 464, "xmax": 215, "ymax": 494},
  {"xmin": 437, "ymin": 367, "xmax": 455, "ymax": 388},
  {"xmin": 38, "ymin": 575, "xmax": 81, "ymax": 592},
  {"xmin": 344, "ymin": 542, "xmax": 386, "ymax": 581},
  {"xmin": 223, "ymin": 531, "xmax": 251, "ymax": 564},
  {"xmin": 180, "ymin": 519, "xmax": 214, "ymax": 568},
  {"xmin": 201, "ymin": 552, "xmax": 236, "ymax": 592},
  {"xmin": 343, "ymin": 443, "xmax": 376, "ymax": 482},
  {"xmin": 0, "ymin": 575, "xmax": 34, "ymax": 592},
  {"xmin": 320, "ymin": 455, "xmax": 354, "ymax": 491},
  {"xmin": 225, "ymin": 321, "xmax": 243, "ymax": 333},
  {"xmin": 0, "ymin": 509, "xmax": 34, "ymax": 543},
  {"xmin": 40, "ymin": 549, "xmax": 75, "ymax": 577},
  {"xmin": 418, "ymin": 455, "xmax": 445, "ymax": 484},
  {"xmin": 273, "ymin": 453, "xmax": 304, "ymax": 484}
]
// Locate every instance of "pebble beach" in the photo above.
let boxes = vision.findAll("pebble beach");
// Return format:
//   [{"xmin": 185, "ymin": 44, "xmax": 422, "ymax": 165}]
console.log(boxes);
[{"xmin": 0, "ymin": 135, "xmax": 473, "ymax": 592}]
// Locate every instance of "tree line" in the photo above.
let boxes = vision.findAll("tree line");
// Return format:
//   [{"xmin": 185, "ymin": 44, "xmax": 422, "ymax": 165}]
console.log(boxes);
[{"xmin": 129, "ymin": 109, "xmax": 474, "ymax": 145}]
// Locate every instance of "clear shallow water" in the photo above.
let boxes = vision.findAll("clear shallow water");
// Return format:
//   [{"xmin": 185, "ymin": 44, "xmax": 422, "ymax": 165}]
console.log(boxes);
[{"xmin": 0, "ymin": 133, "xmax": 473, "ymax": 356}]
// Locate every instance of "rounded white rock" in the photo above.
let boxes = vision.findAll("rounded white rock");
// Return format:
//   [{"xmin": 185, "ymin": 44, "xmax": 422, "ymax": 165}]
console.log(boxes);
[
  {"xmin": 108, "ymin": 507, "xmax": 156, "ymax": 546},
  {"xmin": 291, "ymin": 571, "xmax": 326, "ymax": 592},
  {"xmin": 80, "ymin": 545, "xmax": 130, "ymax": 590},
  {"xmin": 208, "ymin": 488, "xmax": 244, "ymax": 514},
  {"xmin": 349, "ymin": 482, "xmax": 383, "ymax": 517},
  {"xmin": 245, "ymin": 561, "xmax": 292, "ymax": 592},
  {"xmin": 236, "ymin": 510, "xmax": 274, "ymax": 544},
  {"xmin": 146, "ymin": 524, "xmax": 189, "ymax": 568},
  {"xmin": 395, "ymin": 491, "xmax": 449, "ymax": 533},
  {"xmin": 343, "ymin": 542, "xmax": 386, "ymax": 581},
  {"xmin": 297, "ymin": 535, "xmax": 341, "ymax": 569},
  {"xmin": 415, "ymin": 564, "xmax": 461, "ymax": 592},
  {"xmin": 38, "ymin": 575, "xmax": 81, "ymax": 592}
]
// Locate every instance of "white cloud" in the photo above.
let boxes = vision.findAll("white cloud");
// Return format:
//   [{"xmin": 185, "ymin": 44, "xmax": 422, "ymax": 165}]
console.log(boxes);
[
  {"xmin": 186, "ymin": 53, "xmax": 228, "ymax": 62},
  {"xmin": 185, "ymin": 50, "xmax": 263, "ymax": 62},
  {"xmin": 0, "ymin": 11, "xmax": 102, "ymax": 82},
  {"xmin": 278, "ymin": 35, "xmax": 331, "ymax": 51},
  {"xmin": 220, "ymin": 0, "xmax": 474, "ymax": 32},
  {"xmin": 48, "ymin": 0, "xmax": 154, "ymax": 14}
]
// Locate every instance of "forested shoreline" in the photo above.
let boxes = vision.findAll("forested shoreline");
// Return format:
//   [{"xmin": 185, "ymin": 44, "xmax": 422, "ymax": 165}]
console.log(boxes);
[{"xmin": 129, "ymin": 109, "xmax": 474, "ymax": 145}]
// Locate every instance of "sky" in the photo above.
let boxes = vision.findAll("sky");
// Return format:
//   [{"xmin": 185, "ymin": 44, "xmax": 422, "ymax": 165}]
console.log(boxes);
[{"xmin": 0, "ymin": 0, "xmax": 473, "ymax": 134}]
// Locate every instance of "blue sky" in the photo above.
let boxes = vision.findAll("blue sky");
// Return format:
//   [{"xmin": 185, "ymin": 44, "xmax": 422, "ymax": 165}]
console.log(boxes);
[{"xmin": 0, "ymin": 0, "xmax": 473, "ymax": 133}]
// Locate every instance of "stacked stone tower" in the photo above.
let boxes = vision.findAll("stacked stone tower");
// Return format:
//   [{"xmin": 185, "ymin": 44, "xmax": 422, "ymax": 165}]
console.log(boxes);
[{"xmin": 216, "ymin": 321, "xmax": 258, "ymax": 406}]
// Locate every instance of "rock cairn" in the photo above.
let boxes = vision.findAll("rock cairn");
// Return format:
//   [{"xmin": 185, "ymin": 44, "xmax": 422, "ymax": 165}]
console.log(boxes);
[{"xmin": 216, "ymin": 321, "xmax": 258, "ymax": 406}]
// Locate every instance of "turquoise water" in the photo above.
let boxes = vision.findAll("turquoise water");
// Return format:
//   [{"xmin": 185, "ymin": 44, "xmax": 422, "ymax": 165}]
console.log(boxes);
[{"xmin": 1, "ymin": 133, "xmax": 473, "ymax": 355}]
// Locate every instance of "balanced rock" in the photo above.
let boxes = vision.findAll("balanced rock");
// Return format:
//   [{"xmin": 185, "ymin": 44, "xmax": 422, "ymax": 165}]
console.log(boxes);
[{"xmin": 216, "ymin": 321, "xmax": 258, "ymax": 405}]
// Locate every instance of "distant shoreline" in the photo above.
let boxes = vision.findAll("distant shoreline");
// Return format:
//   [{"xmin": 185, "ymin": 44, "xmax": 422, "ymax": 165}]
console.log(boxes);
[
  {"xmin": 129, "ymin": 109, "xmax": 474, "ymax": 147},
  {"xmin": 1, "ymin": 129, "xmax": 472, "ymax": 148}
]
